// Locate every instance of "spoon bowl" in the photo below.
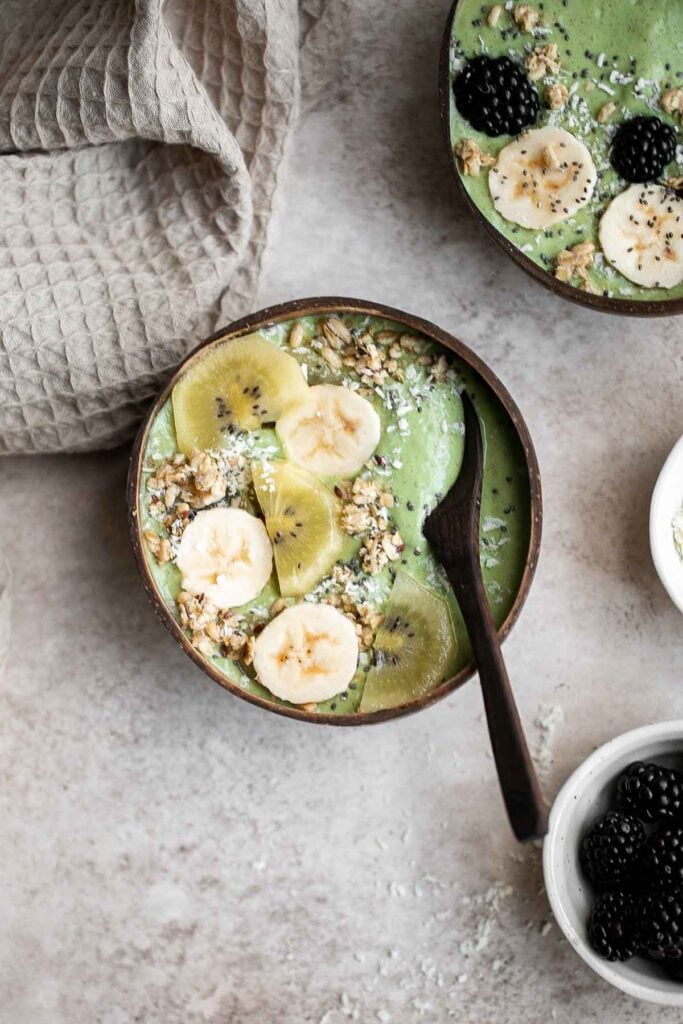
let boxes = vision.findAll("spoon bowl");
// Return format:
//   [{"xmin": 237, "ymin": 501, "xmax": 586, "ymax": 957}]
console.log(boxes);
[{"xmin": 128, "ymin": 296, "xmax": 543, "ymax": 724}]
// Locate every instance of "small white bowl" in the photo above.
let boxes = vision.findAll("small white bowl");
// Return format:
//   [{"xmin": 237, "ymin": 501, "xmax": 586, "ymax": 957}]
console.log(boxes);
[
  {"xmin": 650, "ymin": 435, "xmax": 683, "ymax": 614},
  {"xmin": 543, "ymin": 720, "xmax": 683, "ymax": 1006}
]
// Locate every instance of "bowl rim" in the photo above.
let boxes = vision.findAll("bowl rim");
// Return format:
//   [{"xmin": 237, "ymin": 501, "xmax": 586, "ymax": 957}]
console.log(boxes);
[
  {"xmin": 127, "ymin": 295, "xmax": 543, "ymax": 725},
  {"xmin": 543, "ymin": 719, "xmax": 683, "ymax": 1006},
  {"xmin": 649, "ymin": 433, "xmax": 683, "ymax": 615},
  {"xmin": 438, "ymin": 0, "xmax": 683, "ymax": 319}
]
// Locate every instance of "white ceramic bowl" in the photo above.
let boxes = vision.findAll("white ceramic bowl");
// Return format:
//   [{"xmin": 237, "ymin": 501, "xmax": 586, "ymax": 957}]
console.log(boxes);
[
  {"xmin": 650, "ymin": 435, "xmax": 683, "ymax": 615},
  {"xmin": 543, "ymin": 720, "xmax": 683, "ymax": 1006}
]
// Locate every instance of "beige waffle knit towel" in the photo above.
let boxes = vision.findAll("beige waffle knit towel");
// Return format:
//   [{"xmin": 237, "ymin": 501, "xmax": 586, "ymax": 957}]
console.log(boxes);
[{"xmin": 0, "ymin": 0, "xmax": 344, "ymax": 454}]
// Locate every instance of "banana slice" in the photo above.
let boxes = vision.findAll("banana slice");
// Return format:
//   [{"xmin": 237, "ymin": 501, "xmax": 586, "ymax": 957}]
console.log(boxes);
[
  {"xmin": 599, "ymin": 184, "xmax": 683, "ymax": 289},
  {"xmin": 176, "ymin": 507, "xmax": 272, "ymax": 609},
  {"xmin": 276, "ymin": 384, "xmax": 381, "ymax": 478},
  {"xmin": 253, "ymin": 603, "xmax": 359, "ymax": 704},
  {"xmin": 489, "ymin": 126, "xmax": 597, "ymax": 230}
]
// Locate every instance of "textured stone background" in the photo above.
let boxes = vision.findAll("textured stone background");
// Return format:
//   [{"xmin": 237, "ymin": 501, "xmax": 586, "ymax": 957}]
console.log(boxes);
[{"xmin": 1, "ymin": 1, "xmax": 682, "ymax": 1021}]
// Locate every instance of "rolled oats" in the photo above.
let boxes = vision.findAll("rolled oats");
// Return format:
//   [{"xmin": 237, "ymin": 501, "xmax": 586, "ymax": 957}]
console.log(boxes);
[
  {"xmin": 288, "ymin": 321, "xmax": 305, "ymax": 349},
  {"xmin": 321, "ymin": 345, "xmax": 343, "ymax": 370},
  {"xmin": 322, "ymin": 316, "xmax": 352, "ymax": 348}
]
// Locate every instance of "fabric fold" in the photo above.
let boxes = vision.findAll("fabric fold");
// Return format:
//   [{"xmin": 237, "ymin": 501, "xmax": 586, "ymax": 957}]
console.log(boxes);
[{"xmin": 0, "ymin": 0, "xmax": 347, "ymax": 454}]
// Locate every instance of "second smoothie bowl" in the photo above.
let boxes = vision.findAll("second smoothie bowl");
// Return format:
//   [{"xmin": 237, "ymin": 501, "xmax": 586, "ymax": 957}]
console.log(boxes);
[
  {"xmin": 440, "ymin": 0, "xmax": 683, "ymax": 315},
  {"xmin": 128, "ymin": 298, "xmax": 541, "ymax": 724}
]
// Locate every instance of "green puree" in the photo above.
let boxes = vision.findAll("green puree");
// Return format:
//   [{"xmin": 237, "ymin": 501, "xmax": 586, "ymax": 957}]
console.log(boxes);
[
  {"xmin": 449, "ymin": 0, "xmax": 683, "ymax": 301},
  {"xmin": 140, "ymin": 316, "xmax": 532, "ymax": 715}
]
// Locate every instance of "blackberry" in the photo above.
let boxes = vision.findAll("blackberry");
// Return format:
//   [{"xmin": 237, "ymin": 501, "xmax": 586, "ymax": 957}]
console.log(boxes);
[
  {"xmin": 610, "ymin": 117, "xmax": 676, "ymax": 183},
  {"xmin": 645, "ymin": 828, "xmax": 683, "ymax": 891},
  {"xmin": 453, "ymin": 56, "xmax": 539, "ymax": 137},
  {"xmin": 639, "ymin": 893, "xmax": 683, "ymax": 960},
  {"xmin": 580, "ymin": 810, "xmax": 645, "ymax": 890},
  {"xmin": 662, "ymin": 957, "xmax": 683, "ymax": 981},
  {"xmin": 617, "ymin": 761, "xmax": 683, "ymax": 824},
  {"xmin": 588, "ymin": 892, "xmax": 639, "ymax": 961}
]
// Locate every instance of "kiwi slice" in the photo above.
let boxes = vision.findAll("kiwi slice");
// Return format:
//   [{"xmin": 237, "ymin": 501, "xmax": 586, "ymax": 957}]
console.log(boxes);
[
  {"xmin": 360, "ymin": 572, "xmax": 457, "ymax": 712},
  {"xmin": 172, "ymin": 333, "xmax": 308, "ymax": 455},
  {"xmin": 252, "ymin": 460, "xmax": 344, "ymax": 597}
]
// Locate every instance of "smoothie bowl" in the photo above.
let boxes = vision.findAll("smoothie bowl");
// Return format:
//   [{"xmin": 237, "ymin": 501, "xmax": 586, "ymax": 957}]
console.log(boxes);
[
  {"xmin": 128, "ymin": 298, "xmax": 541, "ymax": 724},
  {"xmin": 440, "ymin": 0, "xmax": 683, "ymax": 315}
]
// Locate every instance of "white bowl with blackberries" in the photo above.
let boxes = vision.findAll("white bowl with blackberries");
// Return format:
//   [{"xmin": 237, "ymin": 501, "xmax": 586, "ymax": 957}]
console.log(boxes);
[{"xmin": 543, "ymin": 721, "xmax": 683, "ymax": 1005}]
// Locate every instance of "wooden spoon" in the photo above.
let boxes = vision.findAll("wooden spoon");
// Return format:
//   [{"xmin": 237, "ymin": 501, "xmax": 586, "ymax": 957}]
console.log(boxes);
[{"xmin": 423, "ymin": 390, "xmax": 548, "ymax": 842}]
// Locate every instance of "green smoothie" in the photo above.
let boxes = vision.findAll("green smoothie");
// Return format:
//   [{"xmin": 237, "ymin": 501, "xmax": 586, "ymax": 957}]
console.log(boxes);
[
  {"xmin": 449, "ymin": 0, "xmax": 683, "ymax": 301},
  {"xmin": 139, "ymin": 315, "xmax": 533, "ymax": 715}
]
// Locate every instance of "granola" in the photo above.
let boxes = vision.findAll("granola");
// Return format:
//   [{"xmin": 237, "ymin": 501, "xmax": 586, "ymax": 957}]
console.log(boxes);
[
  {"xmin": 542, "ymin": 144, "xmax": 561, "ymax": 171},
  {"xmin": 554, "ymin": 241, "xmax": 596, "ymax": 289},
  {"xmin": 596, "ymin": 101, "xmax": 617, "ymax": 124},
  {"xmin": 145, "ymin": 447, "xmax": 250, "ymax": 555},
  {"xmin": 546, "ymin": 82, "xmax": 569, "ymax": 111},
  {"xmin": 525, "ymin": 43, "xmax": 561, "ymax": 82},
  {"xmin": 486, "ymin": 4, "xmax": 502, "ymax": 28},
  {"xmin": 147, "ymin": 450, "xmax": 228, "ymax": 513},
  {"xmin": 288, "ymin": 317, "xmax": 449, "ymax": 390},
  {"xmin": 455, "ymin": 138, "xmax": 496, "ymax": 177},
  {"xmin": 337, "ymin": 476, "xmax": 405, "ymax": 576},
  {"xmin": 662, "ymin": 88, "xmax": 683, "ymax": 119},
  {"xmin": 177, "ymin": 590, "xmax": 255, "ymax": 662},
  {"xmin": 313, "ymin": 565, "xmax": 385, "ymax": 651},
  {"xmin": 513, "ymin": 4, "xmax": 538, "ymax": 32},
  {"xmin": 144, "ymin": 530, "xmax": 172, "ymax": 564}
]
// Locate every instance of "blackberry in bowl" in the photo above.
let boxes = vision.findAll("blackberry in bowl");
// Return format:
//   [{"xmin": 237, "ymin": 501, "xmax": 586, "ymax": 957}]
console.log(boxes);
[
  {"xmin": 543, "ymin": 721, "xmax": 683, "ymax": 1005},
  {"xmin": 611, "ymin": 117, "xmax": 677, "ymax": 183},
  {"xmin": 452, "ymin": 55, "xmax": 539, "ymax": 136}
]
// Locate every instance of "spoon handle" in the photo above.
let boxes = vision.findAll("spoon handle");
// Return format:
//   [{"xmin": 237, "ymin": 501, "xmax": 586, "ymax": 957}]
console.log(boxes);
[{"xmin": 444, "ymin": 547, "xmax": 548, "ymax": 842}]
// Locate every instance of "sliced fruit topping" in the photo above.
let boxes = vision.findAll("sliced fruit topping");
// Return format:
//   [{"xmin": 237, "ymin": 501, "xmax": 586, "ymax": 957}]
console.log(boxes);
[
  {"xmin": 489, "ymin": 126, "xmax": 597, "ymax": 230},
  {"xmin": 172, "ymin": 333, "xmax": 307, "ymax": 455},
  {"xmin": 610, "ymin": 117, "xmax": 676, "ymax": 184},
  {"xmin": 599, "ymin": 185, "xmax": 683, "ymax": 289},
  {"xmin": 176, "ymin": 507, "xmax": 273, "ymax": 610},
  {"xmin": 252, "ymin": 603, "xmax": 359, "ymax": 704},
  {"xmin": 252, "ymin": 460, "xmax": 344, "ymax": 597},
  {"xmin": 360, "ymin": 573, "xmax": 457, "ymax": 713},
  {"xmin": 453, "ymin": 56, "xmax": 539, "ymax": 137},
  {"xmin": 276, "ymin": 383, "xmax": 381, "ymax": 478}
]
